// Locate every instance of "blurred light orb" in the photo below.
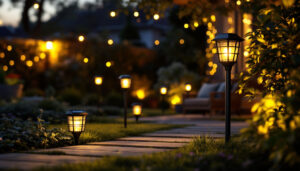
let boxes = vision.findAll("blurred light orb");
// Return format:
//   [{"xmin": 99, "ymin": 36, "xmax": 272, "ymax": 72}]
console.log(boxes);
[
  {"xmin": 211, "ymin": 15, "xmax": 216, "ymax": 22},
  {"xmin": 7, "ymin": 45, "xmax": 12, "ymax": 51},
  {"xmin": 3, "ymin": 65, "xmax": 8, "ymax": 71},
  {"xmin": 136, "ymin": 89, "xmax": 145, "ymax": 100},
  {"xmin": 133, "ymin": 11, "xmax": 139, "ymax": 17},
  {"xmin": 26, "ymin": 60, "xmax": 33, "ymax": 67},
  {"xmin": 83, "ymin": 57, "xmax": 89, "ymax": 63},
  {"xmin": 0, "ymin": 52, "xmax": 5, "ymax": 58},
  {"xmin": 110, "ymin": 11, "xmax": 116, "ymax": 17},
  {"xmin": 153, "ymin": 14, "xmax": 160, "ymax": 20},
  {"xmin": 34, "ymin": 56, "xmax": 40, "ymax": 62},
  {"xmin": 78, "ymin": 35, "xmax": 85, "ymax": 42},
  {"xmin": 184, "ymin": 23, "xmax": 189, "ymax": 29},
  {"xmin": 154, "ymin": 40, "xmax": 160, "ymax": 46},
  {"xmin": 94, "ymin": 76, "xmax": 103, "ymax": 85},
  {"xmin": 33, "ymin": 3, "xmax": 39, "ymax": 9},
  {"xmin": 179, "ymin": 39, "xmax": 185, "ymax": 45},
  {"xmin": 9, "ymin": 60, "xmax": 14, "ymax": 66},
  {"xmin": 46, "ymin": 41, "xmax": 53, "ymax": 50},
  {"xmin": 20, "ymin": 55, "xmax": 26, "ymax": 61},
  {"xmin": 193, "ymin": 21, "xmax": 199, "ymax": 28},
  {"xmin": 106, "ymin": 61, "xmax": 112, "ymax": 68},
  {"xmin": 236, "ymin": 0, "xmax": 241, "ymax": 5},
  {"xmin": 40, "ymin": 53, "xmax": 46, "ymax": 59},
  {"xmin": 108, "ymin": 39, "xmax": 114, "ymax": 45}
]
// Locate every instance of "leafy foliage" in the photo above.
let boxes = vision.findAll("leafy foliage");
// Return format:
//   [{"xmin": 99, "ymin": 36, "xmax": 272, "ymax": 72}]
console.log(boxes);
[
  {"xmin": 0, "ymin": 116, "xmax": 72, "ymax": 153},
  {"xmin": 239, "ymin": 0, "xmax": 300, "ymax": 167}
]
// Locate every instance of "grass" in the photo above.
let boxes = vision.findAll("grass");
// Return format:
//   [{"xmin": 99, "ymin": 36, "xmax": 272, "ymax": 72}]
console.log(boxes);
[
  {"xmin": 35, "ymin": 137, "xmax": 271, "ymax": 171},
  {"xmin": 50, "ymin": 122, "xmax": 185, "ymax": 144}
]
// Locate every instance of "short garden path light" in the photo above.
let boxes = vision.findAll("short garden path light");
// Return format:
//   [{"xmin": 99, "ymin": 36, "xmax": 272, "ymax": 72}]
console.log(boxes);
[
  {"xmin": 184, "ymin": 83, "xmax": 192, "ymax": 97},
  {"xmin": 66, "ymin": 110, "xmax": 88, "ymax": 145},
  {"xmin": 213, "ymin": 33, "xmax": 244, "ymax": 143},
  {"xmin": 132, "ymin": 102, "xmax": 142, "ymax": 123},
  {"xmin": 160, "ymin": 86, "xmax": 168, "ymax": 114},
  {"xmin": 94, "ymin": 75, "xmax": 103, "ymax": 86},
  {"xmin": 119, "ymin": 75, "xmax": 132, "ymax": 128}
]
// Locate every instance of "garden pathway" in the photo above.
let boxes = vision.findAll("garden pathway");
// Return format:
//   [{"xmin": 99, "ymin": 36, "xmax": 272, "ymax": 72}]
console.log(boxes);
[{"xmin": 0, "ymin": 114, "xmax": 247, "ymax": 170}]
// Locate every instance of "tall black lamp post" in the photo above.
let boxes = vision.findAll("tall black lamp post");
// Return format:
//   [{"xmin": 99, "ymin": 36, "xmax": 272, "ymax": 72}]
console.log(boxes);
[
  {"xmin": 213, "ymin": 33, "xmax": 244, "ymax": 143},
  {"xmin": 119, "ymin": 75, "xmax": 132, "ymax": 128}
]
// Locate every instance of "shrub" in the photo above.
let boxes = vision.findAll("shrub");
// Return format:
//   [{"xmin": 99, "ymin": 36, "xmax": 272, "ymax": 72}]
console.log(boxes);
[
  {"xmin": 0, "ymin": 116, "xmax": 72, "ymax": 153},
  {"xmin": 38, "ymin": 99, "xmax": 65, "ymax": 112},
  {"xmin": 101, "ymin": 106, "xmax": 122, "ymax": 116},
  {"xmin": 83, "ymin": 94, "xmax": 101, "ymax": 106},
  {"xmin": 104, "ymin": 91, "xmax": 123, "ymax": 107},
  {"xmin": 58, "ymin": 88, "xmax": 82, "ymax": 106}
]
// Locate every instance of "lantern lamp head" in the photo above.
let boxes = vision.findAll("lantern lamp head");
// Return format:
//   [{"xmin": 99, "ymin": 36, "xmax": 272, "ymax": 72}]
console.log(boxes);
[
  {"xmin": 119, "ymin": 75, "xmax": 132, "ymax": 90},
  {"xmin": 213, "ymin": 33, "xmax": 244, "ymax": 67},
  {"xmin": 67, "ymin": 111, "xmax": 88, "ymax": 133},
  {"xmin": 160, "ymin": 86, "xmax": 168, "ymax": 95},
  {"xmin": 132, "ymin": 103, "xmax": 142, "ymax": 116},
  {"xmin": 94, "ymin": 75, "xmax": 103, "ymax": 86},
  {"xmin": 185, "ymin": 83, "xmax": 192, "ymax": 92}
]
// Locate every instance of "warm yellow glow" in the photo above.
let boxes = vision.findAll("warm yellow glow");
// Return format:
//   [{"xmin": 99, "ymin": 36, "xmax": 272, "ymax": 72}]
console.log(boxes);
[
  {"xmin": 9, "ymin": 60, "xmax": 14, "ymax": 66},
  {"xmin": 106, "ymin": 61, "xmax": 112, "ymax": 68},
  {"xmin": 0, "ymin": 19, "xmax": 3, "ymax": 26},
  {"xmin": 236, "ymin": 0, "xmax": 241, "ymax": 5},
  {"xmin": 20, "ymin": 55, "xmax": 26, "ymax": 61},
  {"xmin": 211, "ymin": 15, "xmax": 216, "ymax": 22},
  {"xmin": 153, "ymin": 13, "xmax": 160, "ymax": 20},
  {"xmin": 244, "ymin": 51, "xmax": 249, "ymax": 57},
  {"xmin": 171, "ymin": 95, "xmax": 181, "ymax": 105},
  {"xmin": 193, "ymin": 21, "xmax": 199, "ymax": 28},
  {"xmin": 26, "ymin": 60, "xmax": 33, "ymax": 67},
  {"xmin": 110, "ymin": 11, "xmax": 116, "ymax": 17},
  {"xmin": 208, "ymin": 61, "xmax": 213, "ymax": 67},
  {"xmin": 207, "ymin": 22, "xmax": 212, "ymax": 28},
  {"xmin": 34, "ymin": 56, "xmax": 40, "ymax": 62},
  {"xmin": 40, "ymin": 53, "xmax": 46, "ymax": 59},
  {"xmin": 83, "ymin": 57, "xmax": 89, "ymax": 63},
  {"xmin": 160, "ymin": 87, "xmax": 167, "ymax": 95},
  {"xmin": 78, "ymin": 35, "xmax": 85, "ymax": 42},
  {"xmin": 184, "ymin": 23, "xmax": 189, "ymax": 29},
  {"xmin": 133, "ymin": 11, "xmax": 139, "ymax": 17},
  {"xmin": 3, "ymin": 65, "xmax": 8, "ymax": 71},
  {"xmin": 212, "ymin": 48, "xmax": 217, "ymax": 54},
  {"xmin": 228, "ymin": 17, "xmax": 233, "ymax": 24},
  {"xmin": 154, "ymin": 40, "xmax": 160, "ymax": 46},
  {"xmin": 7, "ymin": 45, "xmax": 12, "ymax": 51},
  {"xmin": 0, "ymin": 52, "xmax": 5, "ymax": 58},
  {"xmin": 179, "ymin": 39, "xmax": 185, "ymax": 45},
  {"xmin": 68, "ymin": 116, "xmax": 86, "ymax": 132},
  {"xmin": 202, "ymin": 17, "xmax": 208, "ymax": 23},
  {"xmin": 46, "ymin": 41, "xmax": 53, "ymax": 50},
  {"xmin": 185, "ymin": 84, "xmax": 192, "ymax": 92},
  {"xmin": 136, "ymin": 89, "xmax": 145, "ymax": 100},
  {"xmin": 107, "ymin": 39, "xmax": 114, "ymax": 45},
  {"xmin": 94, "ymin": 76, "xmax": 103, "ymax": 85},
  {"xmin": 218, "ymin": 46, "xmax": 236, "ymax": 62},
  {"xmin": 133, "ymin": 105, "xmax": 142, "ymax": 115},
  {"xmin": 33, "ymin": 3, "xmax": 39, "ymax": 9},
  {"xmin": 120, "ymin": 78, "xmax": 131, "ymax": 89}
]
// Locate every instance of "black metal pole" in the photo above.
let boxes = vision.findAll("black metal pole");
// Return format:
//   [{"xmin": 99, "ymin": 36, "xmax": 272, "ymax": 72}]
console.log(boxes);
[
  {"xmin": 225, "ymin": 66, "xmax": 232, "ymax": 143},
  {"xmin": 161, "ymin": 95, "xmax": 165, "ymax": 114},
  {"xmin": 135, "ymin": 115, "xmax": 139, "ymax": 123},
  {"xmin": 123, "ymin": 91, "xmax": 127, "ymax": 128},
  {"xmin": 73, "ymin": 132, "xmax": 81, "ymax": 145}
]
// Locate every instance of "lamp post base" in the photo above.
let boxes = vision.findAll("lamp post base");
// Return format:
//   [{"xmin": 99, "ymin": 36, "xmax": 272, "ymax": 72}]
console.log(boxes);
[
  {"xmin": 135, "ymin": 115, "xmax": 140, "ymax": 123},
  {"xmin": 72, "ymin": 132, "xmax": 81, "ymax": 145}
]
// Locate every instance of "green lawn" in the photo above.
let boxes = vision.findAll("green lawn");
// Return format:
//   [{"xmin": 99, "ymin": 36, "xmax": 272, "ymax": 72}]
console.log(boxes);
[
  {"xmin": 50, "ymin": 122, "xmax": 185, "ymax": 144},
  {"xmin": 36, "ymin": 137, "xmax": 271, "ymax": 171}
]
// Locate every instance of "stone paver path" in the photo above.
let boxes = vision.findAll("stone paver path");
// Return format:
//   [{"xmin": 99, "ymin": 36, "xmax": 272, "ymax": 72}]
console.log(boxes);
[{"xmin": 0, "ymin": 115, "xmax": 248, "ymax": 170}]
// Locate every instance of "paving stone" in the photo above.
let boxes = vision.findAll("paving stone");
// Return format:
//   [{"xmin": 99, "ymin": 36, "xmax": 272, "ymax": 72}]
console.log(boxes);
[
  {"xmin": 36, "ymin": 145, "xmax": 167, "ymax": 157},
  {"xmin": 117, "ymin": 136, "xmax": 192, "ymax": 143},
  {"xmin": 88, "ymin": 141, "xmax": 187, "ymax": 148},
  {"xmin": 142, "ymin": 133, "xmax": 225, "ymax": 138},
  {"xmin": 0, "ymin": 153, "xmax": 98, "ymax": 170}
]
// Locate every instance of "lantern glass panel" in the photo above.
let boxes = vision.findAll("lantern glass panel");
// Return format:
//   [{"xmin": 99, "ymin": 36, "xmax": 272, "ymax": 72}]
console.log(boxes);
[
  {"xmin": 121, "ymin": 78, "xmax": 131, "ymax": 89},
  {"xmin": 216, "ymin": 40, "xmax": 240, "ymax": 63},
  {"xmin": 185, "ymin": 84, "xmax": 192, "ymax": 92},
  {"xmin": 94, "ymin": 77, "xmax": 103, "ymax": 85},
  {"xmin": 160, "ymin": 87, "xmax": 167, "ymax": 95},
  {"xmin": 133, "ymin": 105, "xmax": 142, "ymax": 115},
  {"xmin": 68, "ymin": 115, "xmax": 86, "ymax": 132}
]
